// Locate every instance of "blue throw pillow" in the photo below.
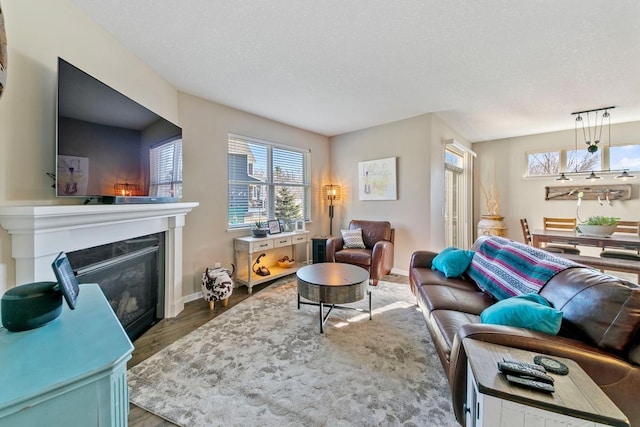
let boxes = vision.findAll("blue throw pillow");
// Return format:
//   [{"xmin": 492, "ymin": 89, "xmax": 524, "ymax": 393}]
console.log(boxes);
[
  {"xmin": 480, "ymin": 293, "xmax": 563, "ymax": 335},
  {"xmin": 431, "ymin": 247, "xmax": 475, "ymax": 278}
]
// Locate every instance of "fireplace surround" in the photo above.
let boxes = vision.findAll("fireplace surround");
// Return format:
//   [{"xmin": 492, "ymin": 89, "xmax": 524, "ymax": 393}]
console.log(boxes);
[
  {"xmin": 68, "ymin": 232, "xmax": 165, "ymax": 340},
  {"xmin": 0, "ymin": 202, "xmax": 198, "ymax": 318}
]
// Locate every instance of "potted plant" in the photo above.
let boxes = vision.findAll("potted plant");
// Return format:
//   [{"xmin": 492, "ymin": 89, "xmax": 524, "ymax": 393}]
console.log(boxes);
[
  {"xmin": 577, "ymin": 216, "xmax": 619, "ymax": 237},
  {"xmin": 252, "ymin": 221, "xmax": 268, "ymax": 238}
]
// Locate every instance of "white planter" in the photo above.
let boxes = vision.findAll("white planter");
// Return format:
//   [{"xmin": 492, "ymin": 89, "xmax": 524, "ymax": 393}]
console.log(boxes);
[{"xmin": 577, "ymin": 224, "xmax": 617, "ymax": 237}]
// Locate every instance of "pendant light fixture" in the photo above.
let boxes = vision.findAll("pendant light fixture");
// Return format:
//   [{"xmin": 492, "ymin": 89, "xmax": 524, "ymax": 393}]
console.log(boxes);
[
  {"xmin": 572, "ymin": 106, "xmax": 613, "ymax": 154},
  {"xmin": 555, "ymin": 173, "xmax": 572, "ymax": 182},
  {"xmin": 556, "ymin": 106, "xmax": 617, "ymax": 181},
  {"xmin": 615, "ymin": 169, "xmax": 636, "ymax": 180},
  {"xmin": 585, "ymin": 171, "xmax": 602, "ymax": 181}
]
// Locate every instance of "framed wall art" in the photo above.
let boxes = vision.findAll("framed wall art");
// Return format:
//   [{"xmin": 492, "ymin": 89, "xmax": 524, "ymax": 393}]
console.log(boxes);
[{"xmin": 358, "ymin": 157, "xmax": 397, "ymax": 200}]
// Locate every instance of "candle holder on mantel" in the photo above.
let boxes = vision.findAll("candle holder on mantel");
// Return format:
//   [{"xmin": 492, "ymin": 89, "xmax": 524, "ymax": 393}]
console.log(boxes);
[{"xmin": 113, "ymin": 183, "xmax": 141, "ymax": 197}]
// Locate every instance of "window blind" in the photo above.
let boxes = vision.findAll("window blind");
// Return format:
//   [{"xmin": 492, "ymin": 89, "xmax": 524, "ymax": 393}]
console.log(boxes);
[
  {"xmin": 150, "ymin": 138, "xmax": 182, "ymax": 198},
  {"xmin": 228, "ymin": 134, "xmax": 310, "ymax": 229}
]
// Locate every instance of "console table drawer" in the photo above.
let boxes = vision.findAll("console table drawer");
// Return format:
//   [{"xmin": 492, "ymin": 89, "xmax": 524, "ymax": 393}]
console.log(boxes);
[
  {"xmin": 235, "ymin": 239, "xmax": 274, "ymax": 253},
  {"xmin": 292, "ymin": 233, "xmax": 309, "ymax": 244},
  {"xmin": 273, "ymin": 236, "xmax": 292, "ymax": 248}
]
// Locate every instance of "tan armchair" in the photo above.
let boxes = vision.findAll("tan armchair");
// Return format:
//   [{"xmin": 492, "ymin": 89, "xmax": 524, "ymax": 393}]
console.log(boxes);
[{"xmin": 326, "ymin": 220, "xmax": 394, "ymax": 285}]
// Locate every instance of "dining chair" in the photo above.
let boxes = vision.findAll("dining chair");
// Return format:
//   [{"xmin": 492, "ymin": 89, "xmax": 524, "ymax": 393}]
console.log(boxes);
[
  {"xmin": 542, "ymin": 217, "xmax": 581, "ymax": 254},
  {"xmin": 600, "ymin": 220, "xmax": 640, "ymax": 259},
  {"xmin": 519, "ymin": 218, "xmax": 565, "ymax": 254}
]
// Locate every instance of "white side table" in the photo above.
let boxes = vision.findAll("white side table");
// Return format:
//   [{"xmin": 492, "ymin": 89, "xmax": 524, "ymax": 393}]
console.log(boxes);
[{"xmin": 463, "ymin": 339, "xmax": 629, "ymax": 427}]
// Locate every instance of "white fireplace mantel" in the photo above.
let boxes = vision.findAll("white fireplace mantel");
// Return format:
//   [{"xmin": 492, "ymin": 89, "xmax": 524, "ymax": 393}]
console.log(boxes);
[{"xmin": 0, "ymin": 202, "xmax": 198, "ymax": 317}]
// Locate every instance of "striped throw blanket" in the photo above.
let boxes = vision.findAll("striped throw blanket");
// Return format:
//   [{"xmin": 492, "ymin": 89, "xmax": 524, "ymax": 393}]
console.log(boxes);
[{"xmin": 468, "ymin": 236, "xmax": 579, "ymax": 300}]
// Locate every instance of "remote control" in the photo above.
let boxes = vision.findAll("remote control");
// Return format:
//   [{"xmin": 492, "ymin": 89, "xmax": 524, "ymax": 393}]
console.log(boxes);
[
  {"xmin": 502, "ymin": 359, "xmax": 547, "ymax": 373},
  {"xmin": 506, "ymin": 374, "xmax": 555, "ymax": 393},
  {"xmin": 497, "ymin": 362, "xmax": 555, "ymax": 384}
]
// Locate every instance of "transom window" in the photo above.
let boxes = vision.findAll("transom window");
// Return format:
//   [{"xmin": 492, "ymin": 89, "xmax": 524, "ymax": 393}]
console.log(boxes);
[
  {"xmin": 227, "ymin": 134, "xmax": 310, "ymax": 229},
  {"xmin": 526, "ymin": 143, "xmax": 640, "ymax": 177}
]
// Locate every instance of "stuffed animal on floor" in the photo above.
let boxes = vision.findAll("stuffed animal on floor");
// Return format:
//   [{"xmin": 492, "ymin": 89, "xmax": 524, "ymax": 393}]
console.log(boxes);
[{"xmin": 201, "ymin": 265, "xmax": 235, "ymax": 310}]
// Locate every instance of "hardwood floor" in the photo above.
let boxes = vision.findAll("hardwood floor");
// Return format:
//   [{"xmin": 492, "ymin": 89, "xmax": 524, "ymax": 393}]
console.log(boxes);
[{"xmin": 127, "ymin": 273, "xmax": 409, "ymax": 426}]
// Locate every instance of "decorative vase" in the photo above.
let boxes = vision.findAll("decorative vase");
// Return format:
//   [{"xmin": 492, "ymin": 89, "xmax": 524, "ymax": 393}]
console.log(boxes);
[{"xmin": 477, "ymin": 215, "xmax": 508, "ymax": 238}]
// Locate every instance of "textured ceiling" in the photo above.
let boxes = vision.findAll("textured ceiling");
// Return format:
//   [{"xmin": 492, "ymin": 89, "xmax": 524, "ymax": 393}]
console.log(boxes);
[{"xmin": 70, "ymin": 0, "xmax": 640, "ymax": 142}]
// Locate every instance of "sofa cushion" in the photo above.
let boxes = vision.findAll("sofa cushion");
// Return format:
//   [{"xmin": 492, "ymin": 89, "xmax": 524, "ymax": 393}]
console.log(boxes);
[
  {"xmin": 334, "ymin": 248, "xmax": 372, "ymax": 266},
  {"xmin": 432, "ymin": 247, "xmax": 474, "ymax": 278},
  {"xmin": 341, "ymin": 228, "xmax": 365, "ymax": 248},
  {"xmin": 419, "ymin": 285, "xmax": 494, "ymax": 315},
  {"xmin": 411, "ymin": 268, "xmax": 477, "ymax": 292},
  {"xmin": 480, "ymin": 293, "xmax": 563, "ymax": 335},
  {"xmin": 430, "ymin": 310, "xmax": 481, "ymax": 361},
  {"xmin": 468, "ymin": 236, "xmax": 578, "ymax": 300},
  {"xmin": 540, "ymin": 268, "xmax": 640, "ymax": 354}
]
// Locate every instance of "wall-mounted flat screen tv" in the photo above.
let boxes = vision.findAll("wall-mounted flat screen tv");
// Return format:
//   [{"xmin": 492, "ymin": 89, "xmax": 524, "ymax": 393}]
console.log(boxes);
[{"xmin": 56, "ymin": 57, "xmax": 183, "ymax": 204}]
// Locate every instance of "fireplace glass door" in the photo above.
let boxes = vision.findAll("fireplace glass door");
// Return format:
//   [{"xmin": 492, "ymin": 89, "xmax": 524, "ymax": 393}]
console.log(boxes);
[{"xmin": 67, "ymin": 233, "xmax": 165, "ymax": 340}]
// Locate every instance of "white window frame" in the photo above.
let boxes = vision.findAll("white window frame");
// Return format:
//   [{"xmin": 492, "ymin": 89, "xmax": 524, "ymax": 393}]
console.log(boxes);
[
  {"xmin": 444, "ymin": 139, "xmax": 476, "ymax": 249},
  {"xmin": 149, "ymin": 137, "xmax": 182, "ymax": 198},
  {"xmin": 525, "ymin": 143, "xmax": 640, "ymax": 178},
  {"xmin": 227, "ymin": 134, "xmax": 310, "ymax": 230}
]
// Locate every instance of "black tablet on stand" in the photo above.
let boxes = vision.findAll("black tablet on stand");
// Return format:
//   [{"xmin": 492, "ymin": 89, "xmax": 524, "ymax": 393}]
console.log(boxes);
[{"xmin": 52, "ymin": 252, "xmax": 80, "ymax": 309}]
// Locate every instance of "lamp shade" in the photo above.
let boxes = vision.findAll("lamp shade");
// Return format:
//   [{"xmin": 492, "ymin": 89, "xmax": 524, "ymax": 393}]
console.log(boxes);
[
  {"xmin": 323, "ymin": 184, "xmax": 342, "ymax": 201},
  {"xmin": 615, "ymin": 170, "xmax": 636, "ymax": 180},
  {"xmin": 585, "ymin": 171, "xmax": 602, "ymax": 181}
]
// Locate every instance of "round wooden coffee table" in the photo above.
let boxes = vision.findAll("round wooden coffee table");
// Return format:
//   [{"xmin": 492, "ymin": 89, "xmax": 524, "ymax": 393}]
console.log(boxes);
[{"xmin": 296, "ymin": 263, "xmax": 371, "ymax": 333}]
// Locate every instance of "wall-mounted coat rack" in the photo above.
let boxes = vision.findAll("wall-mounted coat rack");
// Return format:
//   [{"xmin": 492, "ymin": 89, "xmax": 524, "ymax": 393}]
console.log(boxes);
[{"xmin": 545, "ymin": 184, "xmax": 632, "ymax": 201}]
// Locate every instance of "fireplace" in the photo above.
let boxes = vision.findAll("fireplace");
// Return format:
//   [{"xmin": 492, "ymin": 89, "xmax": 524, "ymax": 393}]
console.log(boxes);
[
  {"xmin": 0, "ymin": 203, "xmax": 198, "ymax": 319},
  {"xmin": 67, "ymin": 233, "xmax": 164, "ymax": 340}
]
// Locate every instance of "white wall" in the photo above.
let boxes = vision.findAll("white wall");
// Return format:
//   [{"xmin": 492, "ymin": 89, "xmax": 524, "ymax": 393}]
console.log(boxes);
[
  {"xmin": 0, "ymin": 0, "xmax": 179, "ymax": 291},
  {"xmin": 330, "ymin": 113, "xmax": 471, "ymax": 274},
  {"xmin": 178, "ymin": 93, "xmax": 329, "ymax": 295},
  {"xmin": 0, "ymin": 1, "xmax": 331, "ymax": 298},
  {"xmin": 473, "ymin": 121, "xmax": 640, "ymax": 256}
]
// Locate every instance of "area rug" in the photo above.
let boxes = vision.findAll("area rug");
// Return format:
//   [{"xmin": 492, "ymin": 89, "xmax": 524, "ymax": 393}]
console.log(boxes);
[{"xmin": 128, "ymin": 278, "xmax": 458, "ymax": 427}]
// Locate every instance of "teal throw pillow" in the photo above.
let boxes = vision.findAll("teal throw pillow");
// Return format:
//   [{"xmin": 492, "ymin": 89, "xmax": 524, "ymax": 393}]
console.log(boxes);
[
  {"xmin": 480, "ymin": 293, "xmax": 563, "ymax": 335},
  {"xmin": 431, "ymin": 247, "xmax": 475, "ymax": 278}
]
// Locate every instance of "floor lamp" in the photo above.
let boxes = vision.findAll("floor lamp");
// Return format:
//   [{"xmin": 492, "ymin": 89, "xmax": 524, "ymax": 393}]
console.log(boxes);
[{"xmin": 323, "ymin": 184, "xmax": 342, "ymax": 236}]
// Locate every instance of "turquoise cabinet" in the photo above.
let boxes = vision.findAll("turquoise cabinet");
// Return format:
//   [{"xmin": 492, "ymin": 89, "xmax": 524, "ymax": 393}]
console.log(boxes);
[{"xmin": 0, "ymin": 284, "xmax": 134, "ymax": 426}]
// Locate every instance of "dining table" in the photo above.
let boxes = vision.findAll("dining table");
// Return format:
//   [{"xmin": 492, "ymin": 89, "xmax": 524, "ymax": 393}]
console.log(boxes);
[{"xmin": 531, "ymin": 229, "xmax": 640, "ymax": 251}]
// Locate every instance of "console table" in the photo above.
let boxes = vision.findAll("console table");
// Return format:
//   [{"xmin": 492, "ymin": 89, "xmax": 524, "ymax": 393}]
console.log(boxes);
[
  {"xmin": 463, "ymin": 339, "xmax": 629, "ymax": 427},
  {"xmin": 0, "ymin": 283, "xmax": 134, "ymax": 426},
  {"xmin": 234, "ymin": 231, "xmax": 310, "ymax": 293}
]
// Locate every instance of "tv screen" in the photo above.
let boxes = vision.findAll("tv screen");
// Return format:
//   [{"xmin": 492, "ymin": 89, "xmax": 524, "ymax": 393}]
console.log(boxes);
[{"xmin": 56, "ymin": 57, "xmax": 183, "ymax": 203}]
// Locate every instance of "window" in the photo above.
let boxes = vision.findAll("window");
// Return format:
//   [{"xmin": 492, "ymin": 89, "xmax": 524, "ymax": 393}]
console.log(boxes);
[
  {"xmin": 150, "ymin": 138, "xmax": 182, "ymax": 197},
  {"xmin": 526, "ymin": 143, "xmax": 640, "ymax": 177},
  {"xmin": 610, "ymin": 144, "xmax": 640, "ymax": 170},
  {"xmin": 444, "ymin": 140, "xmax": 476, "ymax": 249},
  {"xmin": 527, "ymin": 151, "xmax": 559, "ymax": 176},
  {"xmin": 228, "ymin": 134, "xmax": 310, "ymax": 229}
]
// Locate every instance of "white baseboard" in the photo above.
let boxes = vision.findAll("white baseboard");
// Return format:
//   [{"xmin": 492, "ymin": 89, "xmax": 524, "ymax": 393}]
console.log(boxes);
[{"xmin": 390, "ymin": 267, "xmax": 408, "ymax": 276}]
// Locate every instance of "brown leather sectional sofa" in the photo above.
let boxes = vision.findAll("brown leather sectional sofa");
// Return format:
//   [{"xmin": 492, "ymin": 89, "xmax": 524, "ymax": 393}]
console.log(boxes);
[{"xmin": 410, "ymin": 236, "xmax": 640, "ymax": 426}]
